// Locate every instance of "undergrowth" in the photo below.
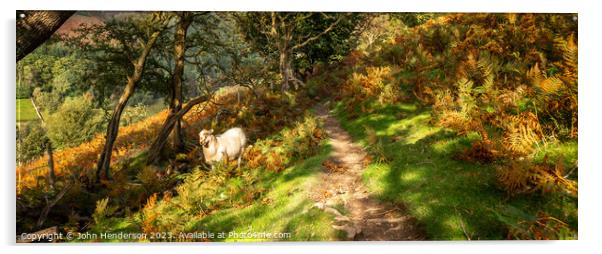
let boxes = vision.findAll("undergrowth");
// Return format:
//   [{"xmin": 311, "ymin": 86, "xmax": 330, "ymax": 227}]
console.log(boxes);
[
  {"xmin": 320, "ymin": 13, "xmax": 577, "ymax": 240},
  {"xmin": 78, "ymin": 112, "xmax": 331, "ymax": 241},
  {"xmin": 334, "ymin": 101, "xmax": 577, "ymax": 240}
]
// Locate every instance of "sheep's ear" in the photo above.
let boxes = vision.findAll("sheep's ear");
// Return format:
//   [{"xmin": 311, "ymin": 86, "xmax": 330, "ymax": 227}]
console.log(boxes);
[{"xmin": 209, "ymin": 129, "xmax": 214, "ymax": 134}]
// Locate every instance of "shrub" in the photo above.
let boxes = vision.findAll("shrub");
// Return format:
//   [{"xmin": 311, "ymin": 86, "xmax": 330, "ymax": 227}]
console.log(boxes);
[
  {"xmin": 32, "ymin": 88, "xmax": 62, "ymax": 113},
  {"xmin": 122, "ymin": 103, "xmax": 150, "ymax": 126},
  {"xmin": 16, "ymin": 83, "xmax": 33, "ymax": 99},
  {"xmin": 46, "ymin": 94, "xmax": 105, "ymax": 148},
  {"xmin": 16, "ymin": 122, "xmax": 48, "ymax": 164}
]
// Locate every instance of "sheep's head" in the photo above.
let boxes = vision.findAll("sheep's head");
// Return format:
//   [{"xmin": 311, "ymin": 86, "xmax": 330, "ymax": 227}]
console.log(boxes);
[{"xmin": 198, "ymin": 129, "xmax": 214, "ymax": 147}]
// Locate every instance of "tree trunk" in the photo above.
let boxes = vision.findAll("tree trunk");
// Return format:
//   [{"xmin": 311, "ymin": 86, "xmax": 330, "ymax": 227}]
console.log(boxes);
[
  {"xmin": 170, "ymin": 13, "xmax": 192, "ymax": 151},
  {"xmin": 30, "ymin": 97, "xmax": 55, "ymax": 189},
  {"xmin": 96, "ymin": 31, "xmax": 161, "ymax": 181},
  {"xmin": 46, "ymin": 141, "xmax": 55, "ymax": 189},
  {"xmin": 279, "ymin": 49, "xmax": 305, "ymax": 91},
  {"xmin": 16, "ymin": 11, "xmax": 75, "ymax": 62},
  {"xmin": 279, "ymin": 48, "xmax": 290, "ymax": 91},
  {"xmin": 147, "ymin": 95, "xmax": 208, "ymax": 165}
]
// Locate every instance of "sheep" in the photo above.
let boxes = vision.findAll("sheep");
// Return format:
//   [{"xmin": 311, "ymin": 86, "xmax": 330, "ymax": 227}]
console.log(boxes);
[{"xmin": 198, "ymin": 127, "xmax": 247, "ymax": 169}]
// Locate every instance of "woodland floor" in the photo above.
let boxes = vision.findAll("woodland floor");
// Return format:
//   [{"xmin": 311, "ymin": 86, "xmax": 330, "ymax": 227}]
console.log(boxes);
[{"xmin": 310, "ymin": 102, "xmax": 425, "ymax": 240}]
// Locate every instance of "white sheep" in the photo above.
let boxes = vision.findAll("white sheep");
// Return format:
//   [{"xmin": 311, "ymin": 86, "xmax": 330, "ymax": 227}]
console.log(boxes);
[{"xmin": 198, "ymin": 127, "xmax": 247, "ymax": 169}]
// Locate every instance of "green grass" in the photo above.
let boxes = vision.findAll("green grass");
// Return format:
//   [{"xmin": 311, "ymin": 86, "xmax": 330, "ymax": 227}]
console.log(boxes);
[
  {"xmin": 188, "ymin": 143, "xmax": 341, "ymax": 241},
  {"xmin": 80, "ymin": 142, "xmax": 342, "ymax": 242},
  {"xmin": 334, "ymin": 101, "xmax": 578, "ymax": 240},
  {"xmin": 16, "ymin": 98, "xmax": 38, "ymax": 122}
]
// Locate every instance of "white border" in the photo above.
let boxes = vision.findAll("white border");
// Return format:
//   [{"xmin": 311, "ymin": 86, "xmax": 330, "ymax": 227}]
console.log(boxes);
[
  {"xmin": 7, "ymin": 0, "xmax": 583, "ymax": 12},
  {"xmin": 2, "ymin": 1, "xmax": 601, "ymax": 254}
]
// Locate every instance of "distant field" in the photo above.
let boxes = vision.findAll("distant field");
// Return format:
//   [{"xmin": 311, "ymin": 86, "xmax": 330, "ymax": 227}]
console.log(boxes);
[{"xmin": 16, "ymin": 98, "xmax": 38, "ymax": 122}]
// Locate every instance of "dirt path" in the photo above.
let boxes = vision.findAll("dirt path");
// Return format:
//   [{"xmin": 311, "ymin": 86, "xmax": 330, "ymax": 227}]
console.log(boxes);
[{"xmin": 310, "ymin": 102, "xmax": 425, "ymax": 241}]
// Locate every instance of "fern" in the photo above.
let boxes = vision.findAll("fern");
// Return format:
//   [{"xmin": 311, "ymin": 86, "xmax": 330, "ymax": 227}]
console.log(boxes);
[
  {"xmin": 539, "ymin": 76, "xmax": 564, "ymax": 94},
  {"xmin": 141, "ymin": 193, "xmax": 159, "ymax": 234},
  {"xmin": 496, "ymin": 161, "xmax": 535, "ymax": 194},
  {"xmin": 91, "ymin": 197, "xmax": 118, "ymax": 231},
  {"xmin": 456, "ymin": 78, "xmax": 476, "ymax": 115},
  {"xmin": 501, "ymin": 112, "xmax": 543, "ymax": 155},
  {"xmin": 554, "ymin": 33, "xmax": 578, "ymax": 85}
]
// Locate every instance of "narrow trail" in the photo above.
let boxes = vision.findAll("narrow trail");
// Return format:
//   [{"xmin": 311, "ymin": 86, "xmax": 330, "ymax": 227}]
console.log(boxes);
[{"xmin": 310, "ymin": 102, "xmax": 425, "ymax": 241}]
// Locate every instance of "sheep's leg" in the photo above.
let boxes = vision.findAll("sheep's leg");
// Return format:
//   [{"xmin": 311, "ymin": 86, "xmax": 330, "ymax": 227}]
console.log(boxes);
[
  {"xmin": 222, "ymin": 151, "xmax": 229, "ymax": 168},
  {"xmin": 237, "ymin": 147, "xmax": 244, "ymax": 169}
]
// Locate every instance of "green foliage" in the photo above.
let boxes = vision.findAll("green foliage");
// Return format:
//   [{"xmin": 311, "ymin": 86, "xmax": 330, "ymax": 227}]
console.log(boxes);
[
  {"xmin": 391, "ymin": 13, "xmax": 438, "ymax": 28},
  {"xmin": 122, "ymin": 103, "xmax": 150, "ymax": 126},
  {"xmin": 32, "ymin": 87, "xmax": 62, "ymax": 114},
  {"xmin": 18, "ymin": 42, "xmax": 93, "ymax": 103},
  {"xmin": 48, "ymin": 54, "xmax": 93, "ymax": 96},
  {"xmin": 363, "ymin": 125, "xmax": 389, "ymax": 163},
  {"xmin": 245, "ymin": 113, "xmax": 325, "ymax": 172},
  {"xmin": 91, "ymin": 197, "xmax": 119, "ymax": 232},
  {"xmin": 65, "ymin": 12, "xmax": 173, "ymax": 106},
  {"xmin": 16, "ymin": 83, "xmax": 33, "ymax": 99},
  {"xmin": 493, "ymin": 205, "xmax": 576, "ymax": 240},
  {"xmin": 292, "ymin": 13, "xmax": 365, "ymax": 72},
  {"xmin": 16, "ymin": 122, "xmax": 48, "ymax": 163},
  {"xmin": 235, "ymin": 12, "xmax": 364, "ymax": 85},
  {"xmin": 46, "ymin": 94, "xmax": 105, "ymax": 148}
]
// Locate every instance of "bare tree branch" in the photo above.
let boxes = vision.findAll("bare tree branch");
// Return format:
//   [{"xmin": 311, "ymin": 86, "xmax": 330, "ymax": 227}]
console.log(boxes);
[{"xmin": 291, "ymin": 15, "xmax": 343, "ymax": 51}]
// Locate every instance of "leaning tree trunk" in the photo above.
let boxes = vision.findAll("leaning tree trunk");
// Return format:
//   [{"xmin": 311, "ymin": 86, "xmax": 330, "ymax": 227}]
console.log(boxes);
[
  {"xmin": 31, "ymin": 97, "xmax": 55, "ymax": 189},
  {"xmin": 147, "ymin": 95, "xmax": 208, "ymax": 165},
  {"xmin": 95, "ymin": 30, "xmax": 161, "ymax": 181},
  {"xmin": 170, "ymin": 13, "xmax": 192, "ymax": 151},
  {"xmin": 16, "ymin": 11, "xmax": 75, "ymax": 62},
  {"xmin": 46, "ymin": 141, "xmax": 56, "ymax": 189}
]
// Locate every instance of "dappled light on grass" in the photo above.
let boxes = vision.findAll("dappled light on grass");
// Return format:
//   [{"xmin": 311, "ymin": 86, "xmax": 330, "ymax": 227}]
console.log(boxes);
[
  {"xmin": 335, "ymin": 102, "xmax": 560, "ymax": 239},
  {"xmin": 187, "ymin": 143, "xmax": 338, "ymax": 242}
]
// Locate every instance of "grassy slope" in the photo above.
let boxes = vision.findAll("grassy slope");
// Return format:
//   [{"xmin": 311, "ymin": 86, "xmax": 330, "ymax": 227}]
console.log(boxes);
[
  {"xmin": 187, "ymin": 143, "xmax": 340, "ymax": 242},
  {"xmin": 334, "ymin": 101, "xmax": 577, "ymax": 240},
  {"xmin": 83, "ymin": 142, "xmax": 341, "ymax": 242},
  {"xmin": 16, "ymin": 98, "xmax": 38, "ymax": 122}
]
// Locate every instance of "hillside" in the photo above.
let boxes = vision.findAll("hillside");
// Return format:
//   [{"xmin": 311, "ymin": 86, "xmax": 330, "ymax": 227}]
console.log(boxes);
[{"xmin": 16, "ymin": 12, "xmax": 577, "ymax": 241}]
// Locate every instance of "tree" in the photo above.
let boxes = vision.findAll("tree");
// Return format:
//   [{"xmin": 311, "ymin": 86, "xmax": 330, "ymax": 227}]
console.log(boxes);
[
  {"xmin": 236, "ymin": 12, "xmax": 359, "ymax": 91},
  {"xmin": 169, "ymin": 12, "xmax": 193, "ymax": 151},
  {"xmin": 146, "ymin": 12, "xmax": 231, "ymax": 163},
  {"xmin": 390, "ymin": 13, "xmax": 437, "ymax": 28},
  {"xmin": 30, "ymin": 98, "xmax": 56, "ymax": 189},
  {"xmin": 16, "ymin": 11, "xmax": 75, "ymax": 61},
  {"xmin": 146, "ymin": 95, "xmax": 208, "ymax": 164},
  {"xmin": 92, "ymin": 13, "xmax": 169, "ymax": 181}
]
